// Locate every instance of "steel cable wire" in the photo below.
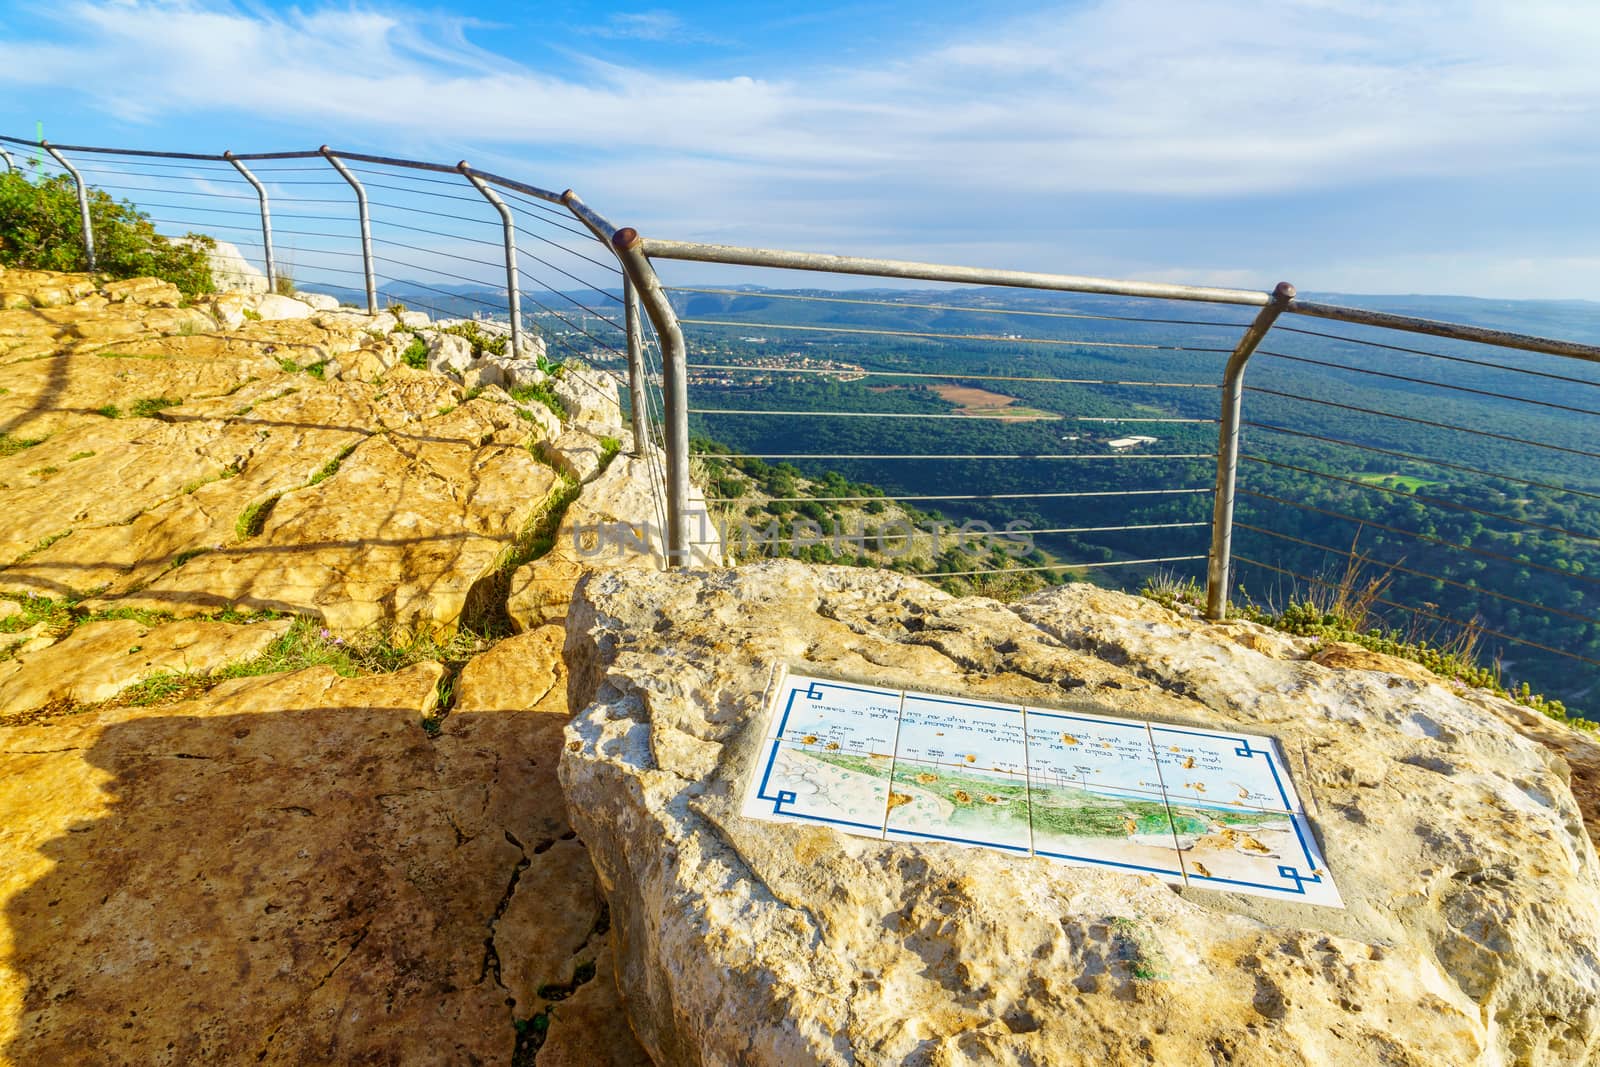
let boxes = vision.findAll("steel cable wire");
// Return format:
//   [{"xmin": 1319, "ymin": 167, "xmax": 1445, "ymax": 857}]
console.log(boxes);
[
  {"xmin": 1242, "ymin": 454, "xmax": 1600, "ymax": 544},
  {"xmin": 1239, "ymin": 488, "xmax": 1600, "ymax": 591}
]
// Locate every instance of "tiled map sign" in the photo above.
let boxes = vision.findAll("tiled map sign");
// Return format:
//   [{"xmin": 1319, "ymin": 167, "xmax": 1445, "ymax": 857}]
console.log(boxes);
[{"xmin": 743, "ymin": 671, "xmax": 1342, "ymax": 908}]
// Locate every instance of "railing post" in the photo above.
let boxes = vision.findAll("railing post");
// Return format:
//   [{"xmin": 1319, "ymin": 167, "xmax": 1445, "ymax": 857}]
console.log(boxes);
[
  {"xmin": 41, "ymin": 142, "xmax": 95, "ymax": 271},
  {"xmin": 457, "ymin": 162, "xmax": 522, "ymax": 356},
  {"xmin": 611, "ymin": 227, "xmax": 689, "ymax": 566},
  {"xmin": 320, "ymin": 147, "xmax": 376, "ymax": 313},
  {"xmin": 622, "ymin": 275, "xmax": 649, "ymax": 452},
  {"xmin": 225, "ymin": 151, "xmax": 276, "ymax": 293},
  {"xmin": 1206, "ymin": 281, "xmax": 1295, "ymax": 620},
  {"xmin": 560, "ymin": 189, "xmax": 650, "ymax": 453}
]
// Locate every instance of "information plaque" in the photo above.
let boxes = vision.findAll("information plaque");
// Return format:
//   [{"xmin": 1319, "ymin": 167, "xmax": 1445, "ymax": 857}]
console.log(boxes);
[{"xmin": 742, "ymin": 671, "xmax": 1342, "ymax": 907}]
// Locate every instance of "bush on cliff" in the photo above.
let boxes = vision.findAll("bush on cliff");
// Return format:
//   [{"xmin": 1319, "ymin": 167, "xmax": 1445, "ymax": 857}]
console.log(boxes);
[{"xmin": 0, "ymin": 170, "xmax": 215, "ymax": 296}]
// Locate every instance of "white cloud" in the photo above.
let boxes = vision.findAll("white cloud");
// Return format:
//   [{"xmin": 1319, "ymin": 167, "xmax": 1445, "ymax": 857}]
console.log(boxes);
[
  {"xmin": 4, "ymin": 0, "xmax": 1599, "ymax": 297},
  {"xmin": 7, "ymin": 0, "xmax": 1597, "ymax": 193}
]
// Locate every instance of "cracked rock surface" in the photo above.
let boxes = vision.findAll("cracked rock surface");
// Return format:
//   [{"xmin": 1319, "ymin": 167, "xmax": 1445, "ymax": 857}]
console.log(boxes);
[
  {"xmin": 0, "ymin": 269, "xmax": 652, "ymax": 1065},
  {"xmin": 563, "ymin": 560, "xmax": 1600, "ymax": 1067},
  {"xmin": 0, "ymin": 629, "xmax": 647, "ymax": 1065}
]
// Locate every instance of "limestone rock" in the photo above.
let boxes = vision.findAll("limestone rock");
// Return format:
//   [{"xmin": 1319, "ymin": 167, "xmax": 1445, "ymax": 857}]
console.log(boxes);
[
  {"xmin": 427, "ymin": 332, "xmax": 474, "ymax": 377},
  {"xmin": 114, "ymin": 399, "xmax": 557, "ymax": 631},
  {"xmin": 538, "ymin": 429, "xmax": 609, "ymax": 484},
  {"xmin": 0, "ymin": 622, "xmax": 655, "ymax": 1064},
  {"xmin": 561, "ymin": 562, "xmax": 1600, "ymax": 1067},
  {"xmin": 0, "ymin": 269, "xmax": 99, "ymax": 309},
  {"xmin": 514, "ymin": 396, "xmax": 563, "ymax": 441},
  {"xmin": 506, "ymin": 454, "xmax": 660, "ymax": 631},
  {"xmin": 251, "ymin": 293, "xmax": 314, "ymax": 321},
  {"xmin": 397, "ymin": 310, "xmax": 431, "ymax": 329},
  {"xmin": 553, "ymin": 364, "xmax": 621, "ymax": 431},
  {"xmin": 463, "ymin": 361, "xmax": 506, "ymax": 392},
  {"xmin": 535, "ymin": 943, "xmax": 654, "ymax": 1067},
  {"xmin": 0, "ymin": 617, "xmax": 292, "ymax": 712},
  {"xmin": 102, "ymin": 278, "xmax": 182, "ymax": 306},
  {"xmin": 516, "ymin": 333, "xmax": 548, "ymax": 362},
  {"xmin": 494, "ymin": 357, "xmax": 547, "ymax": 390},
  {"xmin": 209, "ymin": 291, "xmax": 250, "ymax": 329},
  {"xmin": 443, "ymin": 625, "xmax": 651, "ymax": 1062},
  {"xmin": 292, "ymin": 291, "xmax": 339, "ymax": 311},
  {"xmin": 171, "ymin": 238, "xmax": 268, "ymax": 293}
]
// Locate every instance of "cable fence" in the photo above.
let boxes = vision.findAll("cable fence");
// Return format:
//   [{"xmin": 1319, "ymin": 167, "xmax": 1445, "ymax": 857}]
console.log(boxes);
[
  {"xmin": 653, "ymin": 270, "xmax": 1246, "ymax": 598},
  {"xmin": 7, "ymin": 133, "xmax": 1600, "ymax": 710}
]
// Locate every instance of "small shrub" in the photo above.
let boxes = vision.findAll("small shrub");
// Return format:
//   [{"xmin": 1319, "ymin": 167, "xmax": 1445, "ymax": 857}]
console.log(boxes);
[
  {"xmin": 273, "ymin": 273, "xmax": 296, "ymax": 297},
  {"xmin": 510, "ymin": 382, "xmax": 566, "ymax": 420},
  {"xmin": 95, "ymin": 404, "xmax": 120, "ymax": 419},
  {"xmin": 401, "ymin": 337, "xmax": 428, "ymax": 369},
  {"xmin": 0, "ymin": 171, "xmax": 215, "ymax": 295},
  {"xmin": 440, "ymin": 321, "xmax": 508, "ymax": 357}
]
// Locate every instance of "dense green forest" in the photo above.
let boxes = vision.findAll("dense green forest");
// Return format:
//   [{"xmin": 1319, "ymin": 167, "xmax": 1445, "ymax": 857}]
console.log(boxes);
[{"xmin": 665, "ymin": 285, "xmax": 1600, "ymax": 716}]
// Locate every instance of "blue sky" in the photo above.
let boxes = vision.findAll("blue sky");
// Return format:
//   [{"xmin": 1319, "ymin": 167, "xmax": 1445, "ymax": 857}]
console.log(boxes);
[{"xmin": 2, "ymin": 0, "xmax": 1598, "ymax": 300}]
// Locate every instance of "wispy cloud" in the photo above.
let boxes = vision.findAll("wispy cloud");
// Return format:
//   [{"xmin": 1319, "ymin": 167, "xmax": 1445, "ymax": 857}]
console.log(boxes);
[
  {"xmin": 3, "ymin": 0, "xmax": 1598, "ymax": 295},
  {"xmin": 584, "ymin": 10, "xmax": 717, "ymax": 43},
  {"xmin": 6, "ymin": 0, "xmax": 1596, "ymax": 195}
]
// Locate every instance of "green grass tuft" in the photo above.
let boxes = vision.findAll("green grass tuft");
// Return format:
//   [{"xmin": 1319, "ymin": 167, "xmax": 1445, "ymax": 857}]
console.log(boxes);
[
  {"xmin": 130, "ymin": 396, "xmax": 180, "ymax": 418},
  {"xmin": 509, "ymin": 381, "xmax": 566, "ymax": 421},
  {"xmin": 307, "ymin": 442, "xmax": 360, "ymax": 487},
  {"xmin": 0, "ymin": 432, "xmax": 45, "ymax": 456},
  {"xmin": 235, "ymin": 494, "xmax": 282, "ymax": 541}
]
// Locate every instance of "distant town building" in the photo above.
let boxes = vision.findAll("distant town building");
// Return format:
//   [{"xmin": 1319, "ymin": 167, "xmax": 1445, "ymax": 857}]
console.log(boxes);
[{"xmin": 1105, "ymin": 435, "xmax": 1159, "ymax": 451}]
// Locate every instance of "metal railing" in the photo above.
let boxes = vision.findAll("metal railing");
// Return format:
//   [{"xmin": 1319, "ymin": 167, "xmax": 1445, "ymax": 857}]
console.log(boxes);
[
  {"xmin": 7, "ymin": 132, "xmax": 1600, "ymax": 707},
  {"xmin": 0, "ymin": 132, "xmax": 675, "ymax": 546}
]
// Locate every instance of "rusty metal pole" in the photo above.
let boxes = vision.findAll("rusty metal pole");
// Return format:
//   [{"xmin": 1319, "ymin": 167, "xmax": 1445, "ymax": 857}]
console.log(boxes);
[
  {"xmin": 458, "ymin": 162, "xmax": 523, "ymax": 356},
  {"xmin": 224, "ymin": 151, "xmax": 276, "ymax": 293},
  {"xmin": 42, "ymin": 142, "xmax": 95, "ymax": 271},
  {"xmin": 1206, "ymin": 281, "xmax": 1296, "ymax": 620},
  {"xmin": 622, "ymin": 275, "xmax": 648, "ymax": 452},
  {"xmin": 320, "ymin": 147, "xmax": 376, "ymax": 313},
  {"xmin": 612, "ymin": 227, "xmax": 689, "ymax": 566}
]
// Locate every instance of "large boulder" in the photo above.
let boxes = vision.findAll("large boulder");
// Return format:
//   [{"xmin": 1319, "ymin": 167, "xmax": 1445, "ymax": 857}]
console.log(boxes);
[
  {"xmin": 427, "ymin": 332, "xmax": 474, "ymax": 377},
  {"xmin": 170, "ymin": 238, "xmax": 268, "ymax": 294},
  {"xmin": 292, "ymin": 291, "xmax": 340, "ymax": 312},
  {"xmin": 252, "ymin": 293, "xmax": 314, "ymax": 321},
  {"xmin": 561, "ymin": 562, "xmax": 1600, "ymax": 1067},
  {"xmin": 0, "ymin": 628, "xmax": 650, "ymax": 1064},
  {"xmin": 553, "ymin": 365, "xmax": 622, "ymax": 432}
]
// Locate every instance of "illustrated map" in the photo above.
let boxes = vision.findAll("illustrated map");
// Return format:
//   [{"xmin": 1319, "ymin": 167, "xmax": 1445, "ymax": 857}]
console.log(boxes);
[{"xmin": 741, "ymin": 671, "xmax": 1343, "ymax": 907}]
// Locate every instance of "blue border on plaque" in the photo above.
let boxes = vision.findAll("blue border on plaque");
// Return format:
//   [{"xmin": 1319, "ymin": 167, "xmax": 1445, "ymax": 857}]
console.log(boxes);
[
  {"xmin": 752, "ymin": 739, "xmax": 890, "ymax": 834},
  {"xmin": 1149, "ymin": 724, "xmax": 1298, "ymax": 813},
  {"xmin": 772, "ymin": 677, "xmax": 899, "ymax": 740},
  {"xmin": 1170, "ymin": 801, "xmax": 1327, "ymax": 896}
]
